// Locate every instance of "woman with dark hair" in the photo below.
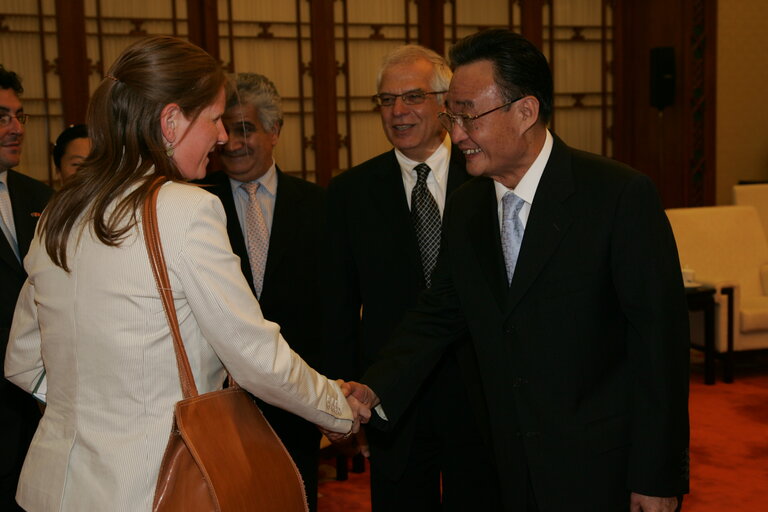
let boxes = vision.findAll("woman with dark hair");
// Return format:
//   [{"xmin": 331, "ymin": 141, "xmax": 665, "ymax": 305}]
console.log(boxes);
[
  {"xmin": 52, "ymin": 124, "xmax": 90, "ymax": 185},
  {"xmin": 4, "ymin": 36, "xmax": 365, "ymax": 511}
]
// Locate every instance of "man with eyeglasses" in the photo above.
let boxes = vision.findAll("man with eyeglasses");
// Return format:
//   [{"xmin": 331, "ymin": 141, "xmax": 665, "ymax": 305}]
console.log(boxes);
[
  {"xmin": 324, "ymin": 45, "xmax": 500, "ymax": 510},
  {"xmin": 0, "ymin": 65, "xmax": 52, "ymax": 511},
  {"xmin": 196, "ymin": 72, "xmax": 326, "ymax": 511},
  {"xmin": 354, "ymin": 29, "xmax": 689, "ymax": 512}
]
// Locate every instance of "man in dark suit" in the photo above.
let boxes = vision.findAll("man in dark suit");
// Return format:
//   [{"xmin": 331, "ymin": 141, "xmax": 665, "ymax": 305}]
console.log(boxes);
[
  {"xmin": 351, "ymin": 30, "xmax": 690, "ymax": 512},
  {"xmin": 197, "ymin": 73, "xmax": 325, "ymax": 512},
  {"xmin": 324, "ymin": 45, "xmax": 500, "ymax": 511},
  {"xmin": 0, "ymin": 65, "xmax": 53, "ymax": 511}
]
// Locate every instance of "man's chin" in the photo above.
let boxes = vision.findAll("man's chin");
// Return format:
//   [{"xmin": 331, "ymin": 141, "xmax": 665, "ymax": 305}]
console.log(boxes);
[{"xmin": 0, "ymin": 157, "xmax": 21, "ymax": 170}]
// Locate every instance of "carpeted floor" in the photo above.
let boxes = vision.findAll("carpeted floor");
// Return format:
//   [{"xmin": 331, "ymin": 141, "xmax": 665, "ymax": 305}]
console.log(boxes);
[
  {"xmin": 685, "ymin": 353, "xmax": 768, "ymax": 511},
  {"xmin": 317, "ymin": 353, "xmax": 768, "ymax": 511}
]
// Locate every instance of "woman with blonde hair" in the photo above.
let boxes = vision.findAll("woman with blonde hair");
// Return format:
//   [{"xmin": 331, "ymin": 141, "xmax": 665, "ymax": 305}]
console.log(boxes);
[{"xmin": 4, "ymin": 36, "xmax": 366, "ymax": 511}]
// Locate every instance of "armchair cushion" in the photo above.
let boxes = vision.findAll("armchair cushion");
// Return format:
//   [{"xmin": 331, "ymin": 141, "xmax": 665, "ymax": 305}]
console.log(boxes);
[
  {"xmin": 740, "ymin": 296, "xmax": 768, "ymax": 332},
  {"xmin": 666, "ymin": 206, "xmax": 768, "ymax": 353}
]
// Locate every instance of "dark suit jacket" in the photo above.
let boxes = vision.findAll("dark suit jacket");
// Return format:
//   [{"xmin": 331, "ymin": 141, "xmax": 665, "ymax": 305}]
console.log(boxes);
[
  {"xmin": 1, "ymin": 170, "xmax": 52, "ymax": 487},
  {"xmin": 199, "ymin": 168, "xmax": 325, "ymax": 369},
  {"xmin": 324, "ymin": 147, "xmax": 475, "ymax": 479},
  {"xmin": 362, "ymin": 135, "xmax": 690, "ymax": 511},
  {"xmin": 198, "ymin": 167, "xmax": 325, "ymax": 510}
]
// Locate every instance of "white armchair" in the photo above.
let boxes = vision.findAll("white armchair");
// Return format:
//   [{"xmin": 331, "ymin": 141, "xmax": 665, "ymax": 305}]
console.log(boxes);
[{"xmin": 666, "ymin": 206, "xmax": 768, "ymax": 380}]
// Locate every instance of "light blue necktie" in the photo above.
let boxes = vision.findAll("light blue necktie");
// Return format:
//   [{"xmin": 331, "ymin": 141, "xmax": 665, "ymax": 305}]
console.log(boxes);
[
  {"xmin": 0, "ymin": 182, "xmax": 20, "ymax": 262},
  {"xmin": 501, "ymin": 191, "xmax": 525, "ymax": 284}
]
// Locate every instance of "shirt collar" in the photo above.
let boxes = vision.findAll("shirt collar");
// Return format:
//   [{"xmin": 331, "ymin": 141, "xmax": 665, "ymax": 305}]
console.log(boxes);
[
  {"xmin": 394, "ymin": 134, "xmax": 451, "ymax": 181},
  {"xmin": 494, "ymin": 129, "xmax": 553, "ymax": 205},
  {"xmin": 228, "ymin": 160, "xmax": 278, "ymax": 197}
]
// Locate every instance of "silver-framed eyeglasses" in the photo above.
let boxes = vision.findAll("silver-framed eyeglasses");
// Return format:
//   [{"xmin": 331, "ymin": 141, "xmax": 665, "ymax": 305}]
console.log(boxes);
[
  {"xmin": 372, "ymin": 90, "xmax": 447, "ymax": 107},
  {"xmin": 438, "ymin": 95, "xmax": 525, "ymax": 133},
  {"xmin": 0, "ymin": 112, "xmax": 29, "ymax": 127}
]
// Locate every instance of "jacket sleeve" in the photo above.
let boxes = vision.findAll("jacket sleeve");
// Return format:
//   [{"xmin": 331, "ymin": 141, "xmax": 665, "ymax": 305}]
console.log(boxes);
[
  {"xmin": 321, "ymin": 178, "xmax": 364, "ymax": 380},
  {"xmin": 167, "ymin": 188, "xmax": 355, "ymax": 433},
  {"xmin": 5, "ymin": 278, "xmax": 46, "ymax": 400},
  {"xmin": 611, "ymin": 173, "xmax": 690, "ymax": 496}
]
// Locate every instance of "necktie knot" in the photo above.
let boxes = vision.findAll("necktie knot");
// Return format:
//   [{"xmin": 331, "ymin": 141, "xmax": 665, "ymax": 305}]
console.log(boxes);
[
  {"xmin": 242, "ymin": 181, "xmax": 260, "ymax": 199},
  {"xmin": 414, "ymin": 163, "xmax": 431, "ymax": 185},
  {"xmin": 503, "ymin": 191, "xmax": 525, "ymax": 218}
]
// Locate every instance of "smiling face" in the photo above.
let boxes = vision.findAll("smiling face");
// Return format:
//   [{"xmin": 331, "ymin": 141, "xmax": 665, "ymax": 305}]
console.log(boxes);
[
  {"xmin": 57, "ymin": 137, "xmax": 91, "ymax": 184},
  {"xmin": 171, "ymin": 86, "xmax": 228, "ymax": 180},
  {"xmin": 0, "ymin": 88, "xmax": 24, "ymax": 172},
  {"xmin": 378, "ymin": 58, "xmax": 446, "ymax": 162},
  {"xmin": 446, "ymin": 60, "xmax": 539, "ymax": 187},
  {"xmin": 218, "ymin": 103, "xmax": 278, "ymax": 183}
]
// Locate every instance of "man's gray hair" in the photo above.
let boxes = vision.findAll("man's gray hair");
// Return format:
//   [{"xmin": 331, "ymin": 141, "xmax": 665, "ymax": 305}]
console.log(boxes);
[
  {"xmin": 376, "ymin": 45, "xmax": 452, "ymax": 103},
  {"xmin": 227, "ymin": 72, "xmax": 284, "ymax": 133}
]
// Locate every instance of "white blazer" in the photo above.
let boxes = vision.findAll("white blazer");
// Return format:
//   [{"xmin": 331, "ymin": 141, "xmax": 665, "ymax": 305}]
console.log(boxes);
[{"xmin": 4, "ymin": 181, "xmax": 353, "ymax": 512}]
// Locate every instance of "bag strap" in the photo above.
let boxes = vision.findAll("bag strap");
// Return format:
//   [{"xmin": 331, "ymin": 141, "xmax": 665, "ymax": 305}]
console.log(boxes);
[{"xmin": 142, "ymin": 179, "xmax": 198, "ymax": 399}]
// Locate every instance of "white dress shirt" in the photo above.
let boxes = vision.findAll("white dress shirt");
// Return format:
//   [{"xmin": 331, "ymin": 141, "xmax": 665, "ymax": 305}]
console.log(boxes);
[
  {"xmin": 228, "ymin": 161, "xmax": 278, "ymax": 235},
  {"xmin": 494, "ymin": 130, "xmax": 554, "ymax": 231},
  {"xmin": 395, "ymin": 135, "xmax": 452, "ymax": 216}
]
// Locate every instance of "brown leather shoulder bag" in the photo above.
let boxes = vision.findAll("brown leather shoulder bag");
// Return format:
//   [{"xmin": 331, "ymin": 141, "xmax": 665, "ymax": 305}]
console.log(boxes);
[{"xmin": 144, "ymin": 181, "xmax": 308, "ymax": 512}]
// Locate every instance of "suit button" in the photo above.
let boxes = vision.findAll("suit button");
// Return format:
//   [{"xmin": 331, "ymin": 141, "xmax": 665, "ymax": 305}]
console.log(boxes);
[
  {"xmin": 525, "ymin": 431, "xmax": 540, "ymax": 438},
  {"xmin": 504, "ymin": 325, "xmax": 515, "ymax": 335}
]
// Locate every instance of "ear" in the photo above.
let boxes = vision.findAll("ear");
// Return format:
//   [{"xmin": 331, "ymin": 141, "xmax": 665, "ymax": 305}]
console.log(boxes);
[
  {"xmin": 160, "ymin": 103, "xmax": 181, "ymax": 143},
  {"xmin": 516, "ymin": 96, "xmax": 541, "ymax": 133},
  {"xmin": 269, "ymin": 123, "xmax": 281, "ymax": 147}
]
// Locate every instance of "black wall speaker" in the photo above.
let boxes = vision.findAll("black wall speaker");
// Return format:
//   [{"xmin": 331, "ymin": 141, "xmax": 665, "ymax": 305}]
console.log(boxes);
[{"xmin": 650, "ymin": 47, "xmax": 676, "ymax": 110}]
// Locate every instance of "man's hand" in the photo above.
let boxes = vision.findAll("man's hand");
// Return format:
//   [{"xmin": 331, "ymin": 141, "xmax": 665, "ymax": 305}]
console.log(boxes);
[
  {"xmin": 630, "ymin": 492, "xmax": 678, "ymax": 512},
  {"xmin": 320, "ymin": 381, "xmax": 375, "ymax": 443},
  {"xmin": 319, "ymin": 392, "xmax": 369, "ymax": 442},
  {"xmin": 338, "ymin": 379, "xmax": 380, "ymax": 409}
]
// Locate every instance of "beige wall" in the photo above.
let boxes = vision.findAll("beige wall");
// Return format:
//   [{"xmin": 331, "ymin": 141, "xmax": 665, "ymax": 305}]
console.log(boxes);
[{"xmin": 716, "ymin": 0, "xmax": 768, "ymax": 204}]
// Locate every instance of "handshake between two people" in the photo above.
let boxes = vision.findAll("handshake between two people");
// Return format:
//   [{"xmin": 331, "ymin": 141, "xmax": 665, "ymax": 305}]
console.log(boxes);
[{"xmin": 320, "ymin": 380, "xmax": 380, "ymax": 443}]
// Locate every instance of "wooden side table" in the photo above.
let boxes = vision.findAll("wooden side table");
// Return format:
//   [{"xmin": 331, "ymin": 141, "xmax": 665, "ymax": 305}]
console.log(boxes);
[{"xmin": 685, "ymin": 285, "xmax": 716, "ymax": 384}]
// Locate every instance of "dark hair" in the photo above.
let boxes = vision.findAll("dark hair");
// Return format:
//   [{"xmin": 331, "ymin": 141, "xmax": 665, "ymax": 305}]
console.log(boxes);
[
  {"xmin": 40, "ymin": 36, "xmax": 226, "ymax": 271},
  {"xmin": 0, "ymin": 65, "xmax": 23, "ymax": 94},
  {"xmin": 449, "ymin": 29, "xmax": 553, "ymax": 124},
  {"xmin": 53, "ymin": 124, "xmax": 89, "ymax": 168}
]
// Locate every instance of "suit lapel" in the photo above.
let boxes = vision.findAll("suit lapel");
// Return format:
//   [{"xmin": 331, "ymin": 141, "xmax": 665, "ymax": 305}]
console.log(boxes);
[
  {"xmin": 3, "ymin": 170, "xmax": 39, "ymax": 274},
  {"xmin": 0, "ymin": 231, "xmax": 21, "ymax": 273},
  {"xmin": 468, "ymin": 178, "xmax": 508, "ymax": 310},
  {"xmin": 263, "ymin": 167, "xmax": 296, "ymax": 286},
  {"xmin": 369, "ymin": 151, "xmax": 422, "ymax": 280},
  {"xmin": 446, "ymin": 145, "xmax": 470, "ymax": 194},
  {"xmin": 206, "ymin": 172, "xmax": 254, "ymax": 291},
  {"xmin": 505, "ymin": 136, "xmax": 575, "ymax": 314}
]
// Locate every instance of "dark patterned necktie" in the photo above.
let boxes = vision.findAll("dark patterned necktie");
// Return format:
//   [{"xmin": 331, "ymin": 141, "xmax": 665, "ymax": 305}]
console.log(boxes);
[{"xmin": 411, "ymin": 163, "xmax": 441, "ymax": 287}]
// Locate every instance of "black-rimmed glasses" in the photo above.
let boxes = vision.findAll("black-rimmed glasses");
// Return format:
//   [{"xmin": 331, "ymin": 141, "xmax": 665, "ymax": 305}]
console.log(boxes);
[
  {"xmin": 437, "ymin": 95, "xmax": 525, "ymax": 133},
  {"xmin": 0, "ymin": 112, "xmax": 29, "ymax": 127},
  {"xmin": 372, "ymin": 90, "xmax": 447, "ymax": 107}
]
